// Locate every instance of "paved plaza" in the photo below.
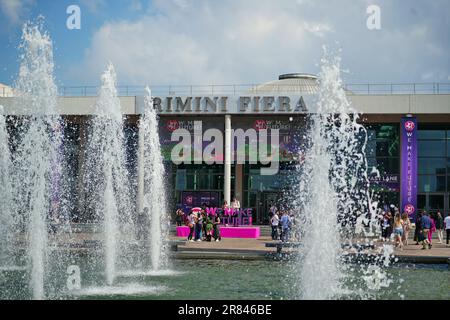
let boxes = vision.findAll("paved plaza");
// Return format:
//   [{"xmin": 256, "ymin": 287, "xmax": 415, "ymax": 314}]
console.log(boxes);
[{"xmin": 171, "ymin": 232, "xmax": 450, "ymax": 262}]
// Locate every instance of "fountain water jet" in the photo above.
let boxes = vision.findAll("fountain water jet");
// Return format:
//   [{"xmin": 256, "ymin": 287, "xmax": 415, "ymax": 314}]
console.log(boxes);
[
  {"xmin": 295, "ymin": 48, "xmax": 379, "ymax": 299},
  {"xmin": 83, "ymin": 63, "xmax": 134, "ymax": 285},
  {"xmin": 0, "ymin": 105, "xmax": 14, "ymax": 267},
  {"xmin": 10, "ymin": 21, "xmax": 63, "ymax": 300},
  {"xmin": 137, "ymin": 87, "xmax": 169, "ymax": 271}
]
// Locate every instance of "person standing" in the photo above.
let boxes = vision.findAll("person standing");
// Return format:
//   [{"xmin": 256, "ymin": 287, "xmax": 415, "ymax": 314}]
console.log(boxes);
[
  {"xmin": 280, "ymin": 211, "xmax": 291, "ymax": 242},
  {"xmin": 393, "ymin": 213, "xmax": 404, "ymax": 250},
  {"xmin": 222, "ymin": 200, "xmax": 229, "ymax": 210},
  {"xmin": 231, "ymin": 197, "xmax": 241, "ymax": 210},
  {"xmin": 444, "ymin": 214, "xmax": 450, "ymax": 247},
  {"xmin": 175, "ymin": 209, "xmax": 184, "ymax": 227},
  {"xmin": 420, "ymin": 212, "xmax": 432, "ymax": 249},
  {"xmin": 387, "ymin": 211, "xmax": 394, "ymax": 241},
  {"xmin": 201, "ymin": 211, "xmax": 207, "ymax": 240},
  {"xmin": 270, "ymin": 211, "xmax": 280, "ymax": 240},
  {"xmin": 414, "ymin": 212, "xmax": 423, "ymax": 245},
  {"xmin": 213, "ymin": 214, "xmax": 221, "ymax": 242},
  {"xmin": 205, "ymin": 214, "xmax": 213, "ymax": 242},
  {"xmin": 381, "ymin": 212, "xmax": 390, "ymax": 241},
  {"xmin": 194, "ymin": 212, "xmax": 203, "ymax": 242},
  {"xmin": 269, "ymin": 203, "xmax": 277, "ymax": 218},
  {"xmin": 435, "ymin": 211, "xmax": 444, "ymax": 244},
  {"xmin": 231, "ymin": 197, "xmax": 240, "ymax": 227},
  {"xmin": 187, "ymin": 210, "xmax": 196, "ymax": 242},
  {"xmin": 401, "ymin": 213, "xmax": 411, "ymax": 246}
]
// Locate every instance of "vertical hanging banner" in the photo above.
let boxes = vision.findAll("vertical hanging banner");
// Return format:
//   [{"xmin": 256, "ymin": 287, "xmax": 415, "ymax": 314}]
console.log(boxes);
[{"xmin": 400, "ymin": 117, "xmax": 418, "ymax": 221}]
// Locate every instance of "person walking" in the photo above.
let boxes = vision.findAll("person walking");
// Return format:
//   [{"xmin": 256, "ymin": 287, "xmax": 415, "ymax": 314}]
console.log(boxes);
[
  {"xmin": 444, "ymin": 214, "xmax": 450, "ymax": 247},
  {"xmin": 435, "ymin": 211, "xmax": 444, "ymax": 244},
  {"xmin": 401, "ymin": 212, "xmax": 411, "ymax": 246},
  {"xmin": 428, "ymin": 214, "xmax": 436, "ymax": 245},
  {"xmin": 420, "ymin": 212, "xmax": 432, "ymax": 249},
  {"xmin": 270, "ymin": 211, "xmax": 280, "ymax": 240}
]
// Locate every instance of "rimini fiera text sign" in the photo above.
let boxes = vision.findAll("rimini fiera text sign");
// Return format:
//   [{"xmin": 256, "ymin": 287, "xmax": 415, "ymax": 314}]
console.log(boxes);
[{"xmin": 136, "ymin": 95, "xmax": 314, "ymax": 114}]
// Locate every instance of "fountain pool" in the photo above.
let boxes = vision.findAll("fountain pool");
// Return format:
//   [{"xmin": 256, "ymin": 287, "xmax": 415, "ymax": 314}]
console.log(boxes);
[{"xmin": 0, "ymin": 258, "xmax": 448, "ymax": 300}]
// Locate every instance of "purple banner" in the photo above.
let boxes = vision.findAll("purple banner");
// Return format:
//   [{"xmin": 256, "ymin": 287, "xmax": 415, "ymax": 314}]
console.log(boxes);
[{"xmin": 400, "ymin": 117, "xmax": 418, "ymax": 221}]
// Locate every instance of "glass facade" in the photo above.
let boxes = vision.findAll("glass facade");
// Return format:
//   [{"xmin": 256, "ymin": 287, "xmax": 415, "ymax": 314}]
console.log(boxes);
[
  {"xmin": 6, "ymin": 115, "xmax": 448, "ymax": 223},
  {"xmin": 169, "ymin": 163, "xmax": 235, "ymax": 206},
  {"xmin": 417, "ymin": 126, "xmax": 450, "ymax": 214},
  {"xmin": 365, "ymin": 124, "xmax": 400, "ymax": 206},
  {"xmin": 242, "ymin": 163, "xmax": 298, "ymax": 224}
]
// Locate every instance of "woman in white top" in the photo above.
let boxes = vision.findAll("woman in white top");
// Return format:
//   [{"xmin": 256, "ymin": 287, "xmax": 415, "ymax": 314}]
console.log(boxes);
[
  {"xmin": 187, "ymin": 212, "xmax": 196, "ymax": 242},
  {"xmin": 231, "ymin": 197, "xmax": 241, "ymax": 210},
  {"xmin": 270, "ymin": 212, "xmax": 280, "ymax": 240}
]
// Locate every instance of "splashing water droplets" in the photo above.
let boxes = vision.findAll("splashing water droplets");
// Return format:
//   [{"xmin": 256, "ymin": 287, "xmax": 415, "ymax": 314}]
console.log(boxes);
[{"xmin": 294, "ymin": 48, "xmax": 394, "ymax": 299}]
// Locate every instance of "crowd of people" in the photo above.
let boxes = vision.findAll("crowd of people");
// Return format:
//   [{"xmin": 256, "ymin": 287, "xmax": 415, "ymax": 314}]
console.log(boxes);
[
  {"xmin": 175, "ymin": 207, "xmax": 222, "ymax": 242},
  {"xmin": 380, "ymin": 207, "xmax": 450, "ymax": 250},
  {"xmin": 174, "ymin": 198, "xmax": 247, "ymax": 242},
  {"xmin": 174, "ymin": 198, "xmax": 450, "ymax": 249},
  {"xmin": 268, "ymin": 205, "xmax": 297, "ymax": 242}
]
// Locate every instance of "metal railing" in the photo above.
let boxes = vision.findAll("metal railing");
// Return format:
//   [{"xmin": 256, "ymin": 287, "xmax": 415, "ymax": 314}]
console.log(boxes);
[
  {"xmin": 343, "ymin": 83, "xmax": 450, "ymax": 95},
  {"xmin": 1, "ymin": 82, "xmax": 449, "ymax": 97}
]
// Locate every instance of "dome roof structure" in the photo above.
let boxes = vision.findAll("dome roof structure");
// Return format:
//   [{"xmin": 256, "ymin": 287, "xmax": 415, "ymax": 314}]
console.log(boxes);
[{"xmin": 249, "ymin": 73, "xmax": 319, "ymax": 95}]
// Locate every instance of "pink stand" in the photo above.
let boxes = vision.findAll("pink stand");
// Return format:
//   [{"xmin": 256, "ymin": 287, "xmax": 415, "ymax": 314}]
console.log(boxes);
[{"xmin": 176, "ymin": 226, "xmax": 260, "ymax": 238}]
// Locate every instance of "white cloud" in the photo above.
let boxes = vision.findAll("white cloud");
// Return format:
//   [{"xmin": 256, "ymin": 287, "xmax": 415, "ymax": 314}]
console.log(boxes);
[
  {"xmin": 68, "ymin": 0, "xmax": 450, "ymax": 85},
  {"xmin": 0, "ymin": 0, "xmax": 34, "ymax": 25},
  {"xmin": 80, "ymin": 0, "xmax": 106, "ymax": 14},
  {"xmin": 70, "ymin": 0, "xmax": 328, "ymax": 85}
]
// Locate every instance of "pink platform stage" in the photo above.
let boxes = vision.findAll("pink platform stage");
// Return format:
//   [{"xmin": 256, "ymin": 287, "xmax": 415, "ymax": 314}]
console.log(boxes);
[{"xmin": 176, "ymin": 226, "xmax": 260, "ymax": 239}]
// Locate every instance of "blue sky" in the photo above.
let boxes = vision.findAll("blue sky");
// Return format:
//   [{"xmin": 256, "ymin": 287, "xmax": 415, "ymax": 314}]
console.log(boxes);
[{"xmin": 0, "ymin": 0, "xmax": 449, "ymax": 87}]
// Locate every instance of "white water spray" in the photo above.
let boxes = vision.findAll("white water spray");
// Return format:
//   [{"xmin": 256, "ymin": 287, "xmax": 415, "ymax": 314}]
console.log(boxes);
[
  {"xmin": 137, "ymin": 87, "xmax": 169, "ymax": 271},
  {"xmin": 11, "ymin": 21, "xmax": 62, "ymax": 300},
  {"xmin": 83, "ymin": 63, "xmax": 134, "ymax": 285},
  {"xmin": 296, "ymin": 49, "xmax": 375, "ymax": 299},
  {"xmin": 0, "ymin": 105, "xmax": 14, "ymax": 266}
]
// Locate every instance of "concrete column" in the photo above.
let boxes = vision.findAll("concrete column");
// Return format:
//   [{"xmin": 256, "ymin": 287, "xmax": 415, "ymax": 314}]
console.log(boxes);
[
  {"xmin": 235, "ymin": 164, "xmax": 243, "ymax": 203},
  {"xmin": 224, "ymin": 114, "xmax": 232, "ymax": 205},
  {"xmin": 137, "ymin": 117, "xmax": 145, "ymax": 214}
]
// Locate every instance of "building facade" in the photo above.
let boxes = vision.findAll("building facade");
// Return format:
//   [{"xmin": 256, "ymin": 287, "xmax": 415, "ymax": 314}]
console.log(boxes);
[{"xmin": 1, "ymin": 74, "xmax": 449, "ymax": 224}]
